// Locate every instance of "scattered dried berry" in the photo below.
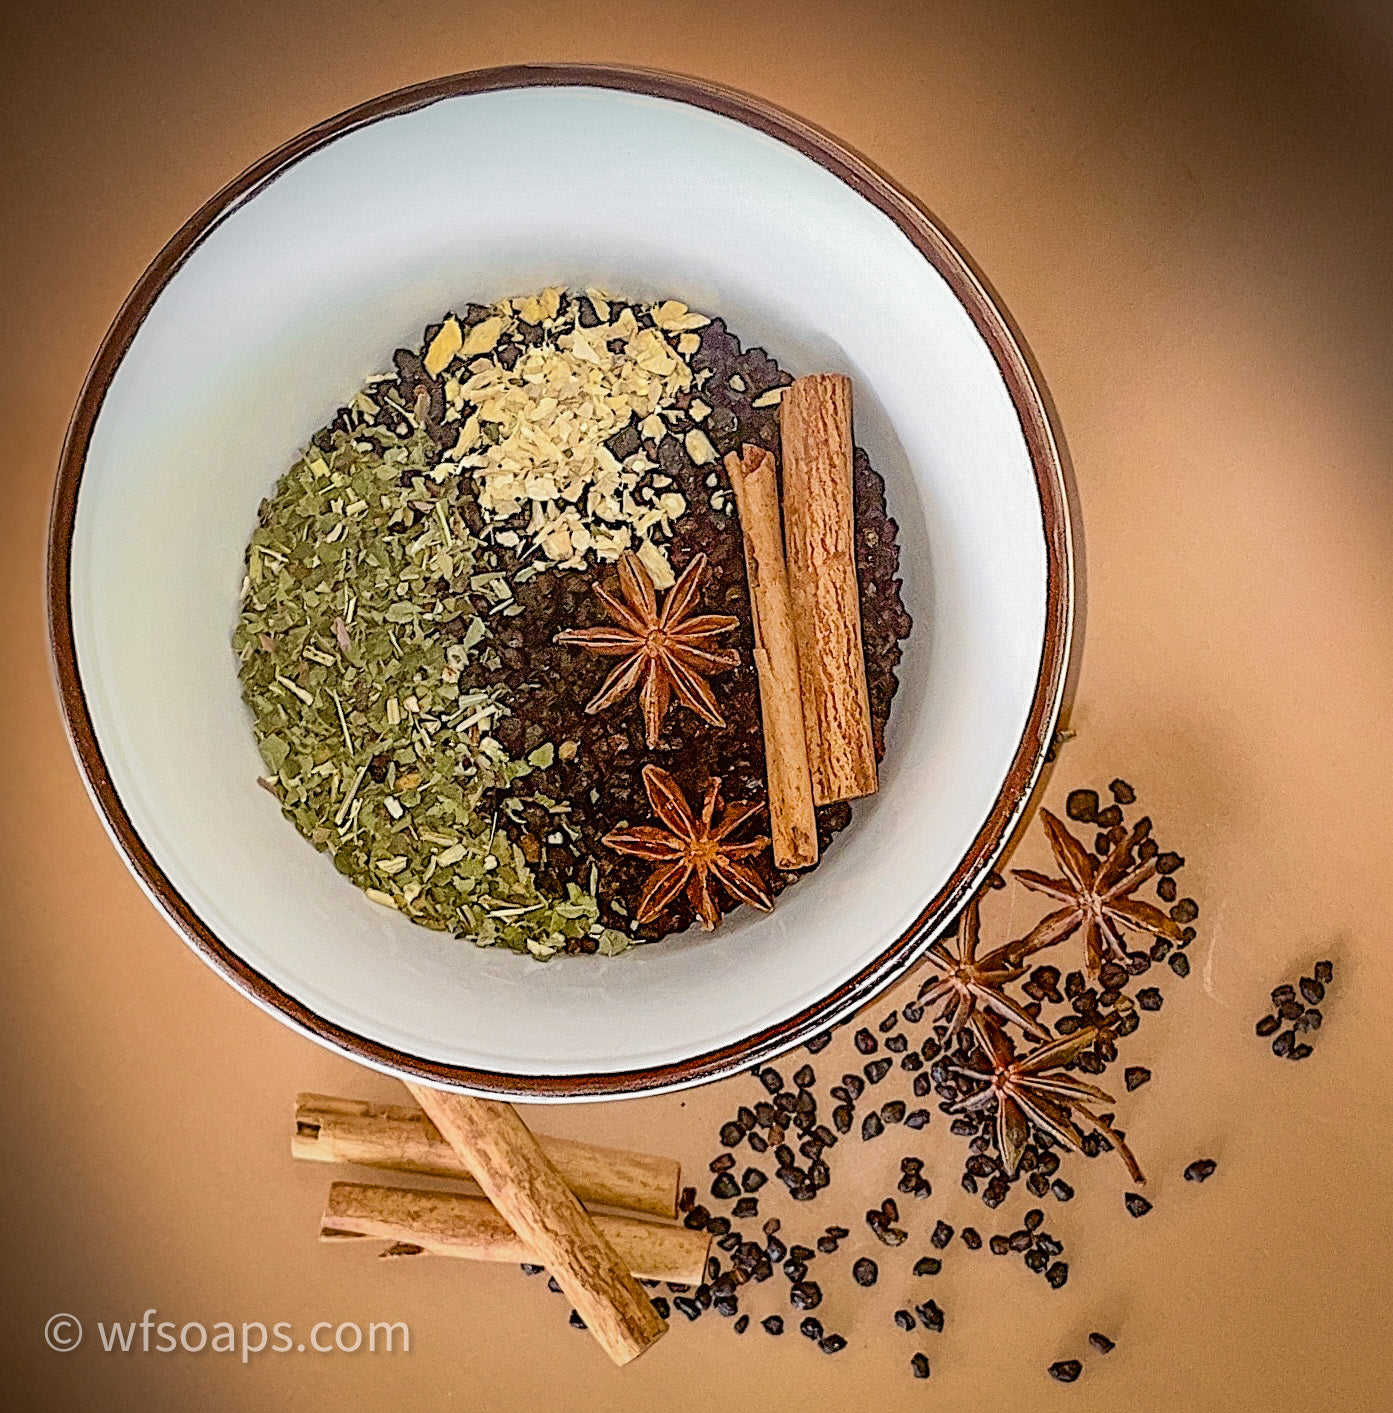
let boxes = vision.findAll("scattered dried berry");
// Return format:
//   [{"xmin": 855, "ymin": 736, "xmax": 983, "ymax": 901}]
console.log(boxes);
[
  {"xmin": 1049, "ymin": 1359, "xmax": 1083, "ymax": 1383},
  {"xmin": 915, "ymin": 1299, "xmax": 945, "ymax": 1333},
  {"xmin": 1066, "ymin": 789, "xmax": 1100, "ymax": 823},
  {"xmin": 852, "ymin": 1257, "xmax": 878, "ymax": 1287}
]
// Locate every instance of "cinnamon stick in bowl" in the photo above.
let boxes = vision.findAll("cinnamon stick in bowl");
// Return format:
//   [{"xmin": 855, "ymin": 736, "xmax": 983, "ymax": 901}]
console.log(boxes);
[
  {"xmin": 779, "ymin": 374, "xmax": 878, "ymax": 804},
  {"xmin": 725, "ymin": 444, "xmax": 818, "ymax": 869}
]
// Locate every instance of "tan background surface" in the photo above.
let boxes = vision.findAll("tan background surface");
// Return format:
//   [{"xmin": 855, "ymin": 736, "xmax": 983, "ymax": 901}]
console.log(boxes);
[{"xmin": 4, "ymin": 0, "xmax": 1393, "ymax": 1407}]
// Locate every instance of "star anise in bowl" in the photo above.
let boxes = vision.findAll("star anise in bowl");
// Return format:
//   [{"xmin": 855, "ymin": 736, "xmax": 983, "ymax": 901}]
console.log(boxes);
[
  {"xmin": 603, "ymin": 764, "xmax": 772, "ymax": 932},
  {"xmin": 555, "ymin": 551, "xmax": 740, "ymax": 748}
]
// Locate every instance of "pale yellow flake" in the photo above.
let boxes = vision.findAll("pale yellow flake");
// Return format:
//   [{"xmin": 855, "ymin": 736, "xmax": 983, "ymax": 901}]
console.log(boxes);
[
  {"xmin": 541, "ymin": 524, "xmax": 573, "ymax": 561},
  {"xmin": 636, "ymin": 537, "xmax": 675, "ymax": 589},
  {"xmin": 684, "ymin": 428, "xmax": 718, "ymax": 465},
  {"xmin": 462, "ymin": 316, "xmax": 506, "ymax": 356},
  {"xmin": 653, "ymin": 300, "xmax": 711, "ymax": 332},
  {"xmin": 423, "ymin": 317, "xmax": 462, "ymax": 375}
]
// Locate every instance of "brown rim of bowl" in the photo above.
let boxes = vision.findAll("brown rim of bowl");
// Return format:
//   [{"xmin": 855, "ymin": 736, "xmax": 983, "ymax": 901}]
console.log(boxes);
[{"xmin": 46, "ymin": 63, "xmax": 1075, "ymax": 1100}]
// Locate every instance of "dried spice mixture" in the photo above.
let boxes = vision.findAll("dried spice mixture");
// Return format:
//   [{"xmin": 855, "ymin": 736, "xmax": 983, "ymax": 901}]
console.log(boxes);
[{"xmin": 234, "ymin": 289, "xmax": 911, "ymax": 958}]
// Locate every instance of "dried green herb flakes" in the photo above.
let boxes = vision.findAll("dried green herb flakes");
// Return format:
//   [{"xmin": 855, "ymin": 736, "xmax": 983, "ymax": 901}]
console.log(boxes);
[{"xmin": 233, "ymin": 413, "xmax": 630, "ymax": 959}]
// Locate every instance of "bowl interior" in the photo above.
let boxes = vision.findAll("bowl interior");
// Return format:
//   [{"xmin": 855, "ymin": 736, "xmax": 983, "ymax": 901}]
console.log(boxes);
[{"xmin": 67, "ymin": 81, "xmax": 1054, "ymax": 1089}]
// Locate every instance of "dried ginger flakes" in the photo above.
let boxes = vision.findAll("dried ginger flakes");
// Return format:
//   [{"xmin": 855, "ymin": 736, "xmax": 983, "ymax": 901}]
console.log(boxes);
[{"xmin": 435, "ymin": 290, "xmax": 709, "ymax": 586}]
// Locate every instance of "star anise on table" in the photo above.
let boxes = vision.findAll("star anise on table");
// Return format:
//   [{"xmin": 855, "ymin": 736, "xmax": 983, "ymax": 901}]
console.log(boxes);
[
  {"xmin": 949, "ymin": 1016, "xmax": 1145, "ymax": 1183},
  {"xmin": 603, "ymin": 764, "xmax": 772, "ymax": 932},
  {"xmin": 555, "ymin": 551, "xmax": 740, "ymax": 748},
  {"xmin": 917, "ymin": 894, "xmax": 1054, "ymax": 1042},
  {"xmin": 1012, "ymin": 811, "xmax": 1183, "ymax": 977}
]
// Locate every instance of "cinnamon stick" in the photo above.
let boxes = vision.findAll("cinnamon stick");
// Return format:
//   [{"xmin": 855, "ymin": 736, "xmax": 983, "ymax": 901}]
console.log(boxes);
[
  {"xmin": 321, "ymin": 1182, "xmax": 711, "ymax": 1284},
  {"xmin": 406, "ymin": 1084, "xmax": 667, "ymax": 1365},
  {"xmin": 779, "ymin": 374, "xmax": 878, "ymax": 803},
  {"xmin": 294, "ymin": 1094, "xmax": 678, "ymax": 1219},
  {"xmin": 724, "ymin": 445, "xmax": 818, "ymax": 868}
]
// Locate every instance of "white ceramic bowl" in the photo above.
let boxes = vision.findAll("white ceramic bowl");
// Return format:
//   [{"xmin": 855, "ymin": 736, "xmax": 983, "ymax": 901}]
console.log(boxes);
[{"xmin": 49, "ymin": 67, "xmax": 1071, "ymax": 1099}]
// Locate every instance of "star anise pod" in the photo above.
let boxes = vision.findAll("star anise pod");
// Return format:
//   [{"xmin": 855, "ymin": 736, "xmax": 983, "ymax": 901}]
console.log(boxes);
[
  {"xmin": 603, "ymin": 765, "xmax": 772, "ymax": 931},
  {"xmin": 917, "ymin": 894, "xmax": 1053, "ymax": 1042},
  {"xmin": 555, "ymin": 551, "xmax": 740, "ymax": 748},
  {"xmin": 1012, "ymin": 811, "xmax": 1183, "ymax": 977},
  {"xmin": 949, "ymin": 1016, "xmax": 1145, "ymax": 1183}
]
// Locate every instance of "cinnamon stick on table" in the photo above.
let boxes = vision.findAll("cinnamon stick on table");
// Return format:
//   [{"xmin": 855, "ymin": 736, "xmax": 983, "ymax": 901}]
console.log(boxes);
[
  {"xmin": 779, "ymin": 374, "xmax": 878, "ymax": 804},
  {"xmin": 724, "ymin": 444, "xmax": 818, "ymax": 869},
  {"xmin": 406, "ymin": 1084, "xmax": 667, "ymax": 1365},
  {"xmin": 294, "ymin": 1094, "xmax": 679, "ymax": 1219},
  {"xmin": 321, "ymin": 1182, "xmax": 712, "ymax": 1285}
]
